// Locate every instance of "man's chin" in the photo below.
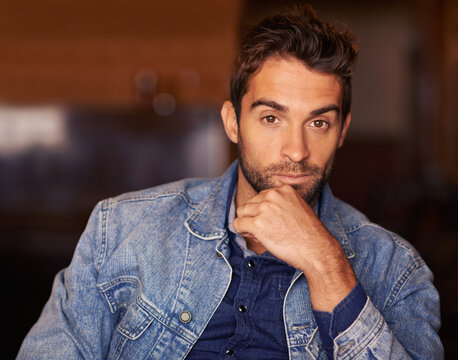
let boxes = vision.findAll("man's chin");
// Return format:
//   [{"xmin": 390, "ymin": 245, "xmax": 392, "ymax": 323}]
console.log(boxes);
[
  {"xmin": 260, "ymin": 176, "xmax": 318, "ymax": 202},
  {"xmin": 291, "ymin": 186, "xmax": 313, "ymax": 203}
]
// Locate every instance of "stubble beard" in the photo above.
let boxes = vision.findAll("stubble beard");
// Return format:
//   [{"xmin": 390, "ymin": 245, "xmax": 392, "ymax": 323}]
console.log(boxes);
[{"xmin": 237, "ymin": 137, "xmax": 334, "ymax": 205}]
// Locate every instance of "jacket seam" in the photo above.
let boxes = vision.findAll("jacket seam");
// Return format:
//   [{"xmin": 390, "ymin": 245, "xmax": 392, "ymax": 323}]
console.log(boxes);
[
  {"xmin": 97, "ymin": 276, "xmax": 141, "ymax": 314},
  {"xmin": 342, "ymin": 221, "xmax": 373, "ymax": 234},
  {"xmin": 110, "ymin": 191, "xmax": 195, "ymax": 207},
  {"xmin": 383, "ymin": 260, "xmax": 423, "ymax": 311},
  {"xmin": 136, "ymin": 297, "xmax": 196, "ymax": 343},
  {"xmin": 346, "ymin": 223, "xmax": 422, "ymax": 264},
  {"xmin": 96, "ymin": 199, "xmax": 110, "ymax": 270},
  {"xmin": 185, "ymin": 174, "xmax": 228, "ymax": 233},
  {"xmin": 184, "ymin": 221, "xmax": 226, "ymax": 239},
  {"xmin": 340, "ymin": 316, "xmax": 384, "ymax": 360},
  {"xmin": 391, "ymin": 235, "xmax": 423, "ymax": 263},
  {"xmin": 189, "ymin": 236, "xmax": 233, "ymax": 347},
  {"xmin": 336, "ymin": 299, "xmax": 385, "ymax": 360},
  {"xmin": 171, "ymin": 232, "xmax": 191, "ymax": 315},
  {"xmin": 144, "ymin": 327, "xmax": 167, "ymax": 359},
  {"xmin": 112, "ymin": 334, "xmax": 128, "ymax": 360},
  {"xmin": 333, "ymin": 211, "xmax": 355, "ymax": 258}
]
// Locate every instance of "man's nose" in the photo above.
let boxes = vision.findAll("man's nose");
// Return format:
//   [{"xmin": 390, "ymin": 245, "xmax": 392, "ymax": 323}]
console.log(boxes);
[{"xmin": 281, "ymin": 128, "xmax": 309, "ymax": 163}]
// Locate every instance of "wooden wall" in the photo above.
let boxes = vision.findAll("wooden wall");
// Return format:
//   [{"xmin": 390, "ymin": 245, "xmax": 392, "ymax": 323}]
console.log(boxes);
[{"xmin": 0, "ymin": 0, "xmax": 241, "ymax": 106}]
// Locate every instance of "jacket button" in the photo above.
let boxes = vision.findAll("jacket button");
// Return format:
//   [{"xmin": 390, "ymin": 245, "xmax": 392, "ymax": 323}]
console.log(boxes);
[
  {"xmin": 238, "ymin": 305, "xmax": 247, "ymax": 313},
  {"xmin": 179, "ymin": 310, "xmax": 192, "ymax": 323},
  {"xmin": 247, "ymin": 260, "xmax": 255, "ymax": 268},
  {"xmin": 225, "ymin": 349, "xmax": 234, "ymax": 356},
  {"xmin": 216, "ymin": 251, "xmax": 223, "ymax": 258}
]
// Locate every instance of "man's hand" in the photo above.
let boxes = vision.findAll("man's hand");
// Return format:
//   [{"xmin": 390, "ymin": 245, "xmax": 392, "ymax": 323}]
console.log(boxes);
[{"xmin": 233, "ymin": 184, "xmax": 357, "ymax": 311}]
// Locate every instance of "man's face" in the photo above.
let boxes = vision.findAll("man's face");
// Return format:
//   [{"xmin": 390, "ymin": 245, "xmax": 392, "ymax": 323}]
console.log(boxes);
[{"xmin": 223, "ymin": 55, "xmax": 350, "ymax": 205}]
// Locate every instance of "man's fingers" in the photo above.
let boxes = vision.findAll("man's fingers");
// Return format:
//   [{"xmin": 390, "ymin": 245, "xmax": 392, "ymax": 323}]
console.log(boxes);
[
  {"xmin": 247, "ymin": 185, "xmax": 295, "ymax": 205},
  {"xmin": 236, "ymin": 202, "xmax": 262, "ymax": 217},
  {"xmin": 233, "ymin": 216, "xmax": 261, "ymax": 235},
  {"xmin": 241, "ymin": 193, "xmax": 265, "ymax": 204},
  {"xmin": 233, "ymin": 217, "xmax": 260, "ymax": 243},
  {"xmin": 232, "ymin": 215, "xmax": 250, "ymax": 233}
]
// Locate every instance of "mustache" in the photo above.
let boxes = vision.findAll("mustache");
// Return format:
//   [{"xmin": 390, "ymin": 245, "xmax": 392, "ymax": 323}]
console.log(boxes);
[{"xmin": 265, "ymin": 161, "xmax": 321, "ymax": 176}]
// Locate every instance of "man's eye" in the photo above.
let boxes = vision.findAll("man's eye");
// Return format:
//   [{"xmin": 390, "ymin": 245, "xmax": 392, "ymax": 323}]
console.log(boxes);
[
  {"xmin": 312, "ymin": 120, "xmax": 327, "ymax": 128},
  {"xmin": 263, "ymin": 115, "xmax": 278, "ymax": 124}
]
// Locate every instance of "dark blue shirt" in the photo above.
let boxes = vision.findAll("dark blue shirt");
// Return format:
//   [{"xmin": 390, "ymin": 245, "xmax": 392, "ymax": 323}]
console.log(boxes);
[{"xmin": 187, "ymin": 235, "xmax": 295, "ymax": 359}]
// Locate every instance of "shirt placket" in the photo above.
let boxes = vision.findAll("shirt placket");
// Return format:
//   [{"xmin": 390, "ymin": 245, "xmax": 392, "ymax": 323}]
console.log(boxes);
[{"xmin": 220, "ymin": 257, "xmax": 263, "ymax": 359}]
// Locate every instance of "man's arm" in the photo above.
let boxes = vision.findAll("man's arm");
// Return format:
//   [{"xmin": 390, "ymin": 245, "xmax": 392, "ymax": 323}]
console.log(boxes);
[
  {"xmin": 330, "ymin": 260, "xmax": 442, "ymax": 359},
  {"xmin": 17, "ymin": 201, "xmax": 114, "ymax": 360},
  {"xmin": 234, "ymin": 184, "xmax": 356, "ymax": 310},
  {"xmin": 233, "ymin": 184, "xmax": 443, "ymax": 359}
]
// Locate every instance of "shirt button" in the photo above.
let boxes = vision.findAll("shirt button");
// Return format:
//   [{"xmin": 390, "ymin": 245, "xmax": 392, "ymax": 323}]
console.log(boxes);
[
  {"xmin": 225, "ymin": 349, "xmax": 234, "ymax": 356},
  {"xmin": 179, "ymin": 310, "xmax": 192, "ymax": 323},
  {"xmin": 238, "ymin": 305, "xmax": 247, "ymax": 313},
  {"xmin": 247, "ymin": 260, "xmax": 255, "ymax": 268}
]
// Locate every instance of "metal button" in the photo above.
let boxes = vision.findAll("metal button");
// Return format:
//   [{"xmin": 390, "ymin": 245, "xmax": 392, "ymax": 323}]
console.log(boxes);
[
  {"xmin": 225, "ymin": 349, "xmax": 234, "ymax": 356},
  {"xmin": 247, "ymin": 260, "xmax": 255, "ymax": 268},
  {"xmin": 216, "ymin": 251, "xmax": 223, "ymax": 258},
  {"xmin": 238, "ymin": 305, "xmax": 247, "ymax": 313},
  {"xmin": 179, "ymin": 310, "xmax": 192, "ymax": 323}
]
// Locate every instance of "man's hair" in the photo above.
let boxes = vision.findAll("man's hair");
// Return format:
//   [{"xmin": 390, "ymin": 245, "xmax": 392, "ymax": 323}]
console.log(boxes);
[{"xmin": 230, "ymin": 5, "xmax": 358, "ymax": 123}]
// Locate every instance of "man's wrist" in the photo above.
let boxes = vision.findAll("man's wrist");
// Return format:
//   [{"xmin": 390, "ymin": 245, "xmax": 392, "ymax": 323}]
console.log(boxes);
[{"xmin": 302, "ymin": 240, "xmax": 357, "ymax": 312}]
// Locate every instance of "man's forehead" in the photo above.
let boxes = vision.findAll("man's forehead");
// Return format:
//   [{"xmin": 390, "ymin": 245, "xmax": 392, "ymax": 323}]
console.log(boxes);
[{"xmin": 242, "ymin": 56, "xmax": 343, "ymax": 112}]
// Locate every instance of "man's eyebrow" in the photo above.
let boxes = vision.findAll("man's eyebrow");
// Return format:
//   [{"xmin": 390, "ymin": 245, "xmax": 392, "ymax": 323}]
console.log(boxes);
[
  {"xmin": 250, "ymin": 99, "xmax": 289, "ymax": 113},
  {"xmin": 310, "ymin": 104, "xmax": 340, "ymax": 117},
  {"xmin": 250, "ymin": 100, "xmax": 340, "ymax": 117}
]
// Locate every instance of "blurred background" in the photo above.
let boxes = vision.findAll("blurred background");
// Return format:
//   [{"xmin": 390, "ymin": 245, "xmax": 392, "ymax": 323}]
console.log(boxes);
[{"xmin": 0, "ymin": 0, "xmax": 456, "ymax": 358}]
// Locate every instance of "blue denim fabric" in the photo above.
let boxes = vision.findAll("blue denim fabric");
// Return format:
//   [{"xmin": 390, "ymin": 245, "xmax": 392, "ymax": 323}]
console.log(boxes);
[
  {"xmin": 313, "ymin": 282, "xmax": 367, "ymax": 359},
  {"xmin": 17, "ymin": 161, "xmax": 443, "ymax": 359}
]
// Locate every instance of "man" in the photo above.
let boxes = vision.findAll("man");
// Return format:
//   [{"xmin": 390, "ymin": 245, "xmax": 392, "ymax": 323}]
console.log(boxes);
[{"xmin": 18, "ymin": 5, "xmax": 442, "ymax": 359}]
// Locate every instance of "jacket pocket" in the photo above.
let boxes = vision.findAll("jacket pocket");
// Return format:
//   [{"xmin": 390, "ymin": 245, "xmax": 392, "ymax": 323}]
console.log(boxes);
[
  {"xmin": 97, "ymin": 276, "xmax": 140, "ymax": 315},
  {"xmin": 98, "ymin": 277, "xmax": 164, "ymax": 359},
  {"xmin": 98, "ymin": 277, "xmax": 193, "ymax": 359},
  {"xmin": 116, "ymin": 299, "xmax": 156, "ymax": 341},
  {"xmin": 107, "ymin": 296, "xmax": 166, "ymax": 360}
]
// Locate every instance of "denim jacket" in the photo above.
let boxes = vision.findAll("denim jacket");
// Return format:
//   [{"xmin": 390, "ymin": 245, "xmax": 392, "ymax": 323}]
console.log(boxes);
[{"xmin": 18, "ymin": 161, "xmax": 443, "ymax": 359}]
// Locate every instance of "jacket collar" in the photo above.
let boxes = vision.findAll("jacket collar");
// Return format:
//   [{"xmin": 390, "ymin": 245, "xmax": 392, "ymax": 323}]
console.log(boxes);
[
  {"xmin": 184, "ymin": 161, "xmax": 238, "ymax": 240},
  {"xmin": 185, "ymin": 160, "xmax": 355, "ymax": 259},
  {"xmin": 318, "ymin": 185, "xmax": 355, "ymax": 259}
]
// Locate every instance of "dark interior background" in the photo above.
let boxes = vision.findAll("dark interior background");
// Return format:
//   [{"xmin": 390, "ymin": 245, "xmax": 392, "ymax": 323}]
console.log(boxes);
[{"xmin": 1, "ymin": 0, "xmax": 457, "ymax": 358}]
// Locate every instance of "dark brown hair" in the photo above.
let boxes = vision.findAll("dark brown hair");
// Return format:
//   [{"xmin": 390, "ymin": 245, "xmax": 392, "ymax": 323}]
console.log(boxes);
[{"xmin": 230, "ymin": 5, "xmax": 358, "ymax": 123}]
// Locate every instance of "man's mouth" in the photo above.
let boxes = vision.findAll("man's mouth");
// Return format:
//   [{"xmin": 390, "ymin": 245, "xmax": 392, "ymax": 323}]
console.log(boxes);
[{"xmin": 275, "ymin": 173, "xmax": 310, "ymax": 185}]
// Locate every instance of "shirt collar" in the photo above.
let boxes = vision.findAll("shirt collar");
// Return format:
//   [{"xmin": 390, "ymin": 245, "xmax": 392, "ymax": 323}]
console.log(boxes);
[{"xmin": 227, "ymin": 188, "xmax": 256, "ymax": 258}]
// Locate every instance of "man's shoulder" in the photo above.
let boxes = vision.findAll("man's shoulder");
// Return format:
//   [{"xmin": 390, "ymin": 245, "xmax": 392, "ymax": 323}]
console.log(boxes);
[
  {"xmin": 84, "ymin": 177, "xmax": 223, "ymax": 255},
  {"xmin": 332, "ymin": 195, "xmax": 423, "ymax": 264}
]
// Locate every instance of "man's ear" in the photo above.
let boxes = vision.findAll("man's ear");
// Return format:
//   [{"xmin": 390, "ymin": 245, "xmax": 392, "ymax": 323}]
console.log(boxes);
[
  {"xmin": 221, "ymin": 100, "xmax": 239, "ymax": 144},
  {"xmin": 338, "ymin": 112, "xmax": 351, "ymax": 148}
]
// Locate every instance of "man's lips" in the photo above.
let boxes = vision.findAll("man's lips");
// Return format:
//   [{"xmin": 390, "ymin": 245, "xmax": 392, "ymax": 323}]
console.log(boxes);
[{"xmin": 275, "ymin": 173, "xmax": 311, "ymax": 185}]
